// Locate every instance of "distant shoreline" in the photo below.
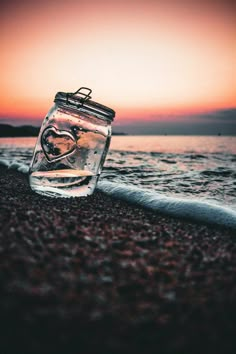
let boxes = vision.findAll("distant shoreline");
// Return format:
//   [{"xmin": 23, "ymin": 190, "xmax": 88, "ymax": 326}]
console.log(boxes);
[{"xmin": 0, "ymin": 124, "xmax": 127, "ymax": 137}]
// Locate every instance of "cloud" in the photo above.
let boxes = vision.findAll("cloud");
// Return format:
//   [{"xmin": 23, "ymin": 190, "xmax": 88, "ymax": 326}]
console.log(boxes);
[
  {"xmin": 113, "ymin": 108, "xmax": 236, "ymax": 135},
  {"xmin": 196, "ymin": 108, "xmax": 236, "ymax": 122}
]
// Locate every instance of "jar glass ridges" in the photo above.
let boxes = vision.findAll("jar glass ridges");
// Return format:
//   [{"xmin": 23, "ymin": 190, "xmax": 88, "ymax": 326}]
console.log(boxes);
[{"xmin": 29, "ymin": 87, "xmax": 115, "ymax": 197}]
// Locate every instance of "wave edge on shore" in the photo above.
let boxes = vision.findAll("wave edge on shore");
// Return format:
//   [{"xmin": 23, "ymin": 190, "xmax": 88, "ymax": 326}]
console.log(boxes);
[
  {"xmin": 1, "ymin": 159, "xmax": 236, "ymax": 229},
  {"xmin": 98, "ymin": 181, "xmax": 236, "ymax": 229}
]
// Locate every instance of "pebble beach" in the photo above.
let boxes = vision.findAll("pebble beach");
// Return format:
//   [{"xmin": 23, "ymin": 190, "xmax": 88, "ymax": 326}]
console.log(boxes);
[{"xmin": 0, "ymin": 165, "xmax": 236, "ymax": 354}]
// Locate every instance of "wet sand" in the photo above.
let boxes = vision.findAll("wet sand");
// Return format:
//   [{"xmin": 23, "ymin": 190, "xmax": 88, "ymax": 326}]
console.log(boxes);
[{"xmin": 0, "ymin": 166, "xmax": 235, "ymax": 354}]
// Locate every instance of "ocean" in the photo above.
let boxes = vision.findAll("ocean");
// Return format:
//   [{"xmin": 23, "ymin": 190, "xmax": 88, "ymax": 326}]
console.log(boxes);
[{"xmin": 1, "ymin": 135, "xmax": 236, "ymax": 228}]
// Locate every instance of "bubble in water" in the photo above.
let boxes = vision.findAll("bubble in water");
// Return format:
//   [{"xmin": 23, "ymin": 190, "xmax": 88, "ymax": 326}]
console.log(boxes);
[{"xmin": 72, "ymin": 126, "xmax": 79, "ymax": 133}]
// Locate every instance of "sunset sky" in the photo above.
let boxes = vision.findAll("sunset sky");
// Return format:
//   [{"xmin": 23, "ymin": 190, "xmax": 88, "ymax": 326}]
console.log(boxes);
[{"xmin": 1, "ymin": 0, "xmax": 236, "ymax": 134}]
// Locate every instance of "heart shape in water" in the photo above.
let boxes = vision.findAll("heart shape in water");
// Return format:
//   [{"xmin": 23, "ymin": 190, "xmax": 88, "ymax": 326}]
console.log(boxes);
[{"xmin": 41, "ymin": 126, "xmax": 76, "ymax": 162}]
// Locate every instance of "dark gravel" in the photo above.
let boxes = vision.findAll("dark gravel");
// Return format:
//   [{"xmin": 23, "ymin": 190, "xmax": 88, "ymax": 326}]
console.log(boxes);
[{"xmin": 0, "ymin": 166, "xmax": 235, "ymax": 354}]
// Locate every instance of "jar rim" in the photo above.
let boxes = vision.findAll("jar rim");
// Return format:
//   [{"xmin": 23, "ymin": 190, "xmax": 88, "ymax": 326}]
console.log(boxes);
[{"xmin": 54, "ymin": 88, "xmax": 115, "ymax": 122}]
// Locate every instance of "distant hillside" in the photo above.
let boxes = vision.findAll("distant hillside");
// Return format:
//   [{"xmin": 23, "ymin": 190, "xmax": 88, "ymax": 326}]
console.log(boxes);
[
  {"xmin": 0, "ymin": 124, "xmax": 126, "ymax": 137},
  {"xmin": 0, "ymin": 124, "xmax": 40, "ymax": 137},
  {"xmin": 112, "ymin": 131, "xmax": 127, "ymax": 136}
]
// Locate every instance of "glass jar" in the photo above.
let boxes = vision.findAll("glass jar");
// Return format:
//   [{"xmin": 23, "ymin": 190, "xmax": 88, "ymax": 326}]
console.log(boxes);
[{"xmin": 29, "ymin": 87, "xmax": 115, "ymax": 197}]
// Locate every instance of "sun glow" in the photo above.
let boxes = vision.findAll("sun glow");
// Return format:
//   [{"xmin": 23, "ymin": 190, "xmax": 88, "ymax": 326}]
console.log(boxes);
[{"xmin": 1, "ymin": 0, "xmax": 235, "ymax": 122}]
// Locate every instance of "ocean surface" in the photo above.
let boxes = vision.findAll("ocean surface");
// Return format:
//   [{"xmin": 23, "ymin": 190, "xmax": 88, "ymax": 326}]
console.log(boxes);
[{"xmin": 1, "ymin": 135, "xmax": 236, "ymax": 228}]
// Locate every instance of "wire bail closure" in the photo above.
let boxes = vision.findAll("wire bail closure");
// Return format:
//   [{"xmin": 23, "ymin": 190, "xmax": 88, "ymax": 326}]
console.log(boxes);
[
  {"xmin": 66, "ymin": 87, "xmax": 92, "ymax": 107},
  {"xmin": 54, "ymin": 87, "xmax": 115, "ymax": 121}
]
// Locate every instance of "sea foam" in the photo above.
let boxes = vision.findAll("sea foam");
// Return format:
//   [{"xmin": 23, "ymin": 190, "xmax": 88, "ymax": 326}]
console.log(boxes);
[
  {"xmin": 0, "ymin": 159, "xmax": 29, "ymax": 174},
  {"xmin": 98, "ymin": 181, "xmax": 236, "ymax": 229}
]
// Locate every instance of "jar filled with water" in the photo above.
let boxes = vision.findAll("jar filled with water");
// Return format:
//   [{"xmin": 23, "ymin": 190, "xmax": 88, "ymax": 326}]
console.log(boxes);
[{"xmin": 29, "ymin": 87, "xmax": 115, "ymax": 197}]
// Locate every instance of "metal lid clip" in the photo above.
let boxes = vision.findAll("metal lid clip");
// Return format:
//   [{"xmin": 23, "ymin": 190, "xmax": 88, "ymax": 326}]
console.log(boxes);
[{"xmin": 66, "ymin": 87, "xmax": 92, "ymax": 107}]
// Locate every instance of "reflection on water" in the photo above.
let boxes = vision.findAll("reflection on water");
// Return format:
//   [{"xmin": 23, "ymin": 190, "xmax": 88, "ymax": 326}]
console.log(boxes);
[
  {"xmin": 1, "ymin": 135, "xmax": 236, "ymax": 154},
  {"xmin": 0, "ymin": 137, "xmax": 37, "ymax": 147},
  {"xmin": 110, "ymin": 135, "xmax": 236, "ymax": 154}
]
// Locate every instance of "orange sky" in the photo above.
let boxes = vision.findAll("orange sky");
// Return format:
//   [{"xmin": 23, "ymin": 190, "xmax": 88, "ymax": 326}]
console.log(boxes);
[{"xmin": 1, "ymin": 0, "xmax": 235, "ymax": 123}]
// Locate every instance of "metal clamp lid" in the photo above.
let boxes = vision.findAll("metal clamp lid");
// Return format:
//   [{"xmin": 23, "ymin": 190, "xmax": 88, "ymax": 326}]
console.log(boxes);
[
  {"xmin": 54, "ymin": 87, "xmax": 115, "ymax": 122},
  {"xmin": 55, "ymin": 87, "xmax": 115, "ymax": 122}
]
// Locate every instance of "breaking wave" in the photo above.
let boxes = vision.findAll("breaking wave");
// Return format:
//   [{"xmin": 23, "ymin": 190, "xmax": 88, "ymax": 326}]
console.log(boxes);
[{"xmin": 98, "ymin": 181, "xmax": 236, "ymax": 229}]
